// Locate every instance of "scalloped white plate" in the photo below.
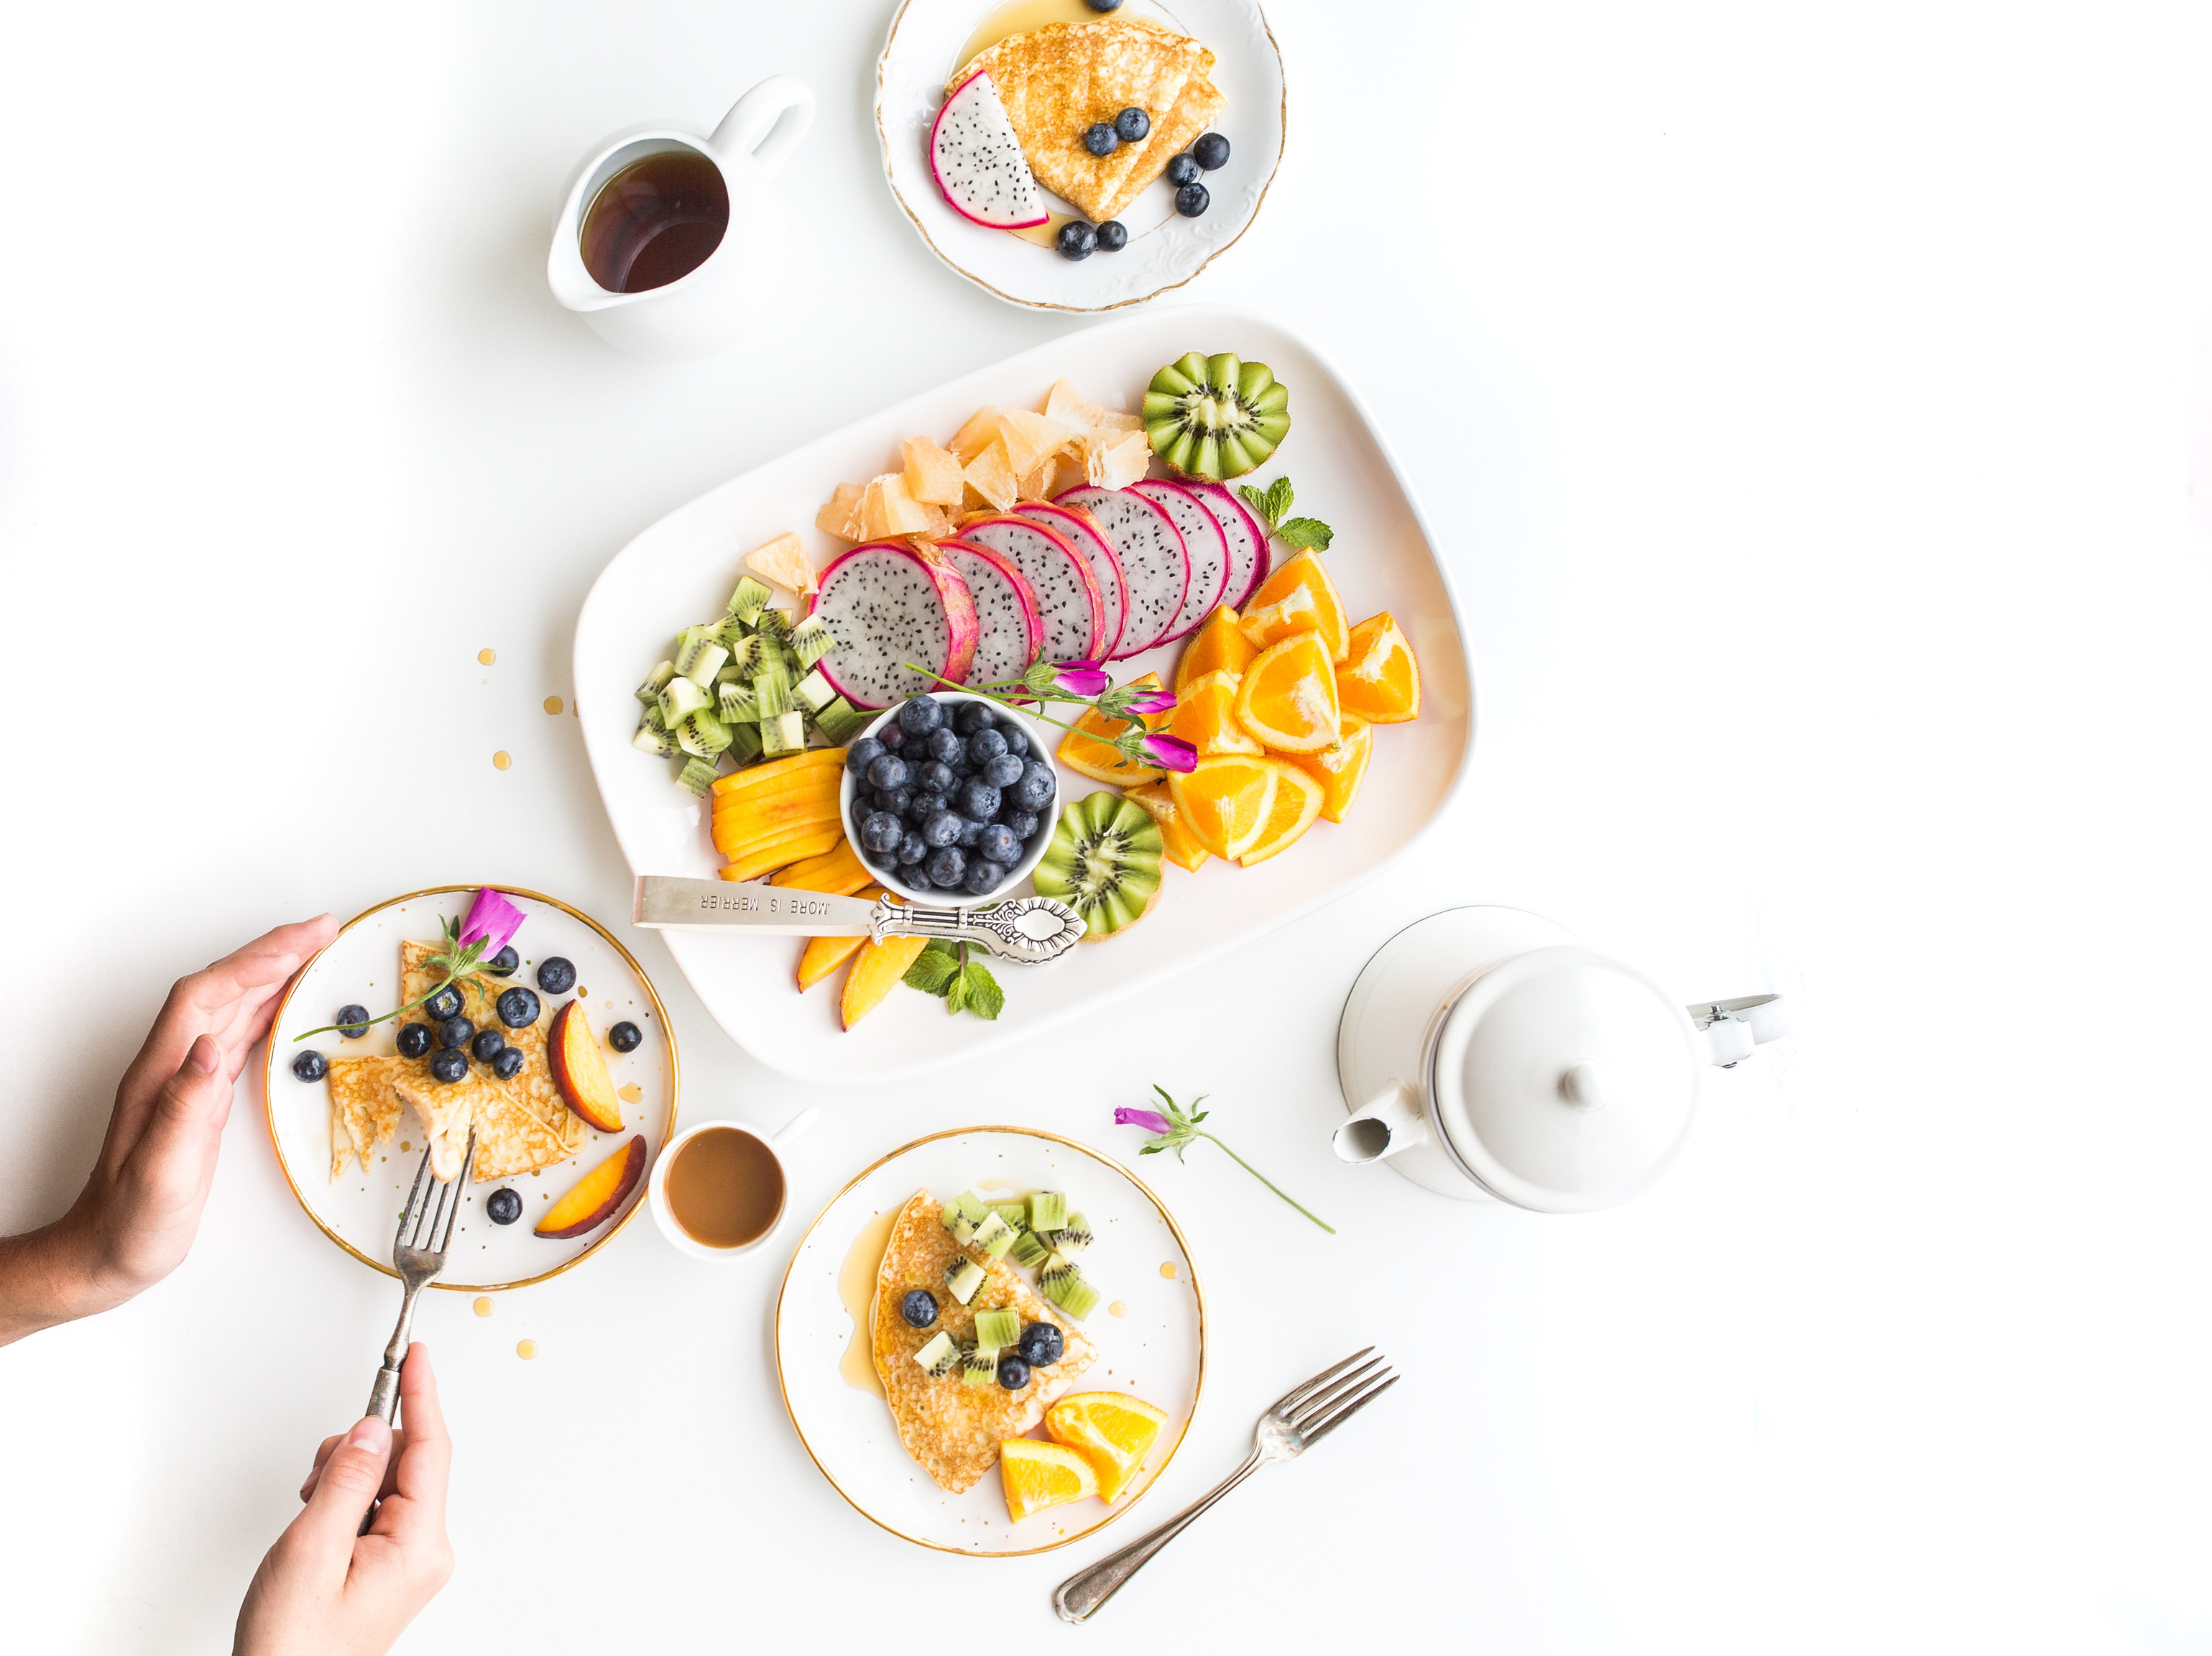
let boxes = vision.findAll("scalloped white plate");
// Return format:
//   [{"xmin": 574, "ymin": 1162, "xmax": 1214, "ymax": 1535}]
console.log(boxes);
[{"xmin": 877, "ymin": 0, "xmax": 1284, "ymax": 310}]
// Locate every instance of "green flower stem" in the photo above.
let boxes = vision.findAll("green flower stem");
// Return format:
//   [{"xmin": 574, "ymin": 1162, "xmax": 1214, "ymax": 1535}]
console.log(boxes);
[
  {"xmin": 1194, "ymin": 1131, "xmax": 1336, "ymax": 1233},
  {"xmin": 292, "ymin": 939, "xmax": 489, "ymax": 1041},
  {"xmin": 903, "ymin": 666, "xmax": 1135, "ymax": 738}
]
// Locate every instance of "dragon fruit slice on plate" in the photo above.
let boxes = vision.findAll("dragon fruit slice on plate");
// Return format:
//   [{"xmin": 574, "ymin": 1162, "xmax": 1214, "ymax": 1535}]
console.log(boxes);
[
  {"xmin": 1129, "ymin": 479, "xmax": 1230, "ymax": 645},
  {"xmin": 930, "ymin": 70, "xmax": 1047, "ymax": 230},
  {"xmin": 1017, "ymin": 500, "xmax": 1128, "ymax": 661},
  {"xmin": 1056, "ymin": 486, "xmax": 1189, "ymax": 659},
  {"xmin": 954, "ymin": 514, "xmax": 1105, "ymax": 666},
  {"xmin": 1183, "ymin": 481, "xmax": 1273, "ymax": 612},
  {"xmin": 807, "ymin": 540, "xmax": 979, "ymax": 709},
  {"xmin": 936, "ymin": 537, "xmax": 1043, "ymax": 686}
]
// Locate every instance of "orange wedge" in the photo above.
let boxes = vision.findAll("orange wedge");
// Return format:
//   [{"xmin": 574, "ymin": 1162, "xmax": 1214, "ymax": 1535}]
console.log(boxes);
[
  {"xmin": 1165, "ymin": 669, "xmax": 1262, "ymax": 758},
  {"xmin": 1233, "ymin": 633, "xmax": 1342, "ymax": 753},
  {"xmin": 1124, "ymin": 781, "xmax": 1210, "ymax": 872},
  {"xmin": 1174, "ymin": 604, "xmax": 1254, "ymax": 691},
  {"xmin": 1335, "ymin": 612, "xmax": 1422, "ymax": 723},
  {"xmin": 999, "ymin": 1438, "xmax": 1099, "ymax": 1521},
  {"xmin": 1238, "ymin": 551, "xmax": 1350, "ymax": 661},
  {"xmin": 1046, "ymin": 1392, "xmax": 1168, "ymax": 1503},
  {"xmin": 1238, "ymin": 759, "xmax": 1324, "ymax": 866},
  {"xmin": 1281, "ymin": 716, "xmax": 1373, "ymax": 823},
  {"xmin": 1168, "ymin": 754, "xmax": 1279, "ymax": 861},
  {"xmin": 1056, "ymin": 671, "xmax": 1171, "ymax": 785}
]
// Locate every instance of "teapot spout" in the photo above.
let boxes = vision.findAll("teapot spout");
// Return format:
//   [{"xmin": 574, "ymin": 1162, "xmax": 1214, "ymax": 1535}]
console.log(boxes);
[{"xmin": 1332, "ymin": 1082, "xmax": 1433, "ymax": 1164}]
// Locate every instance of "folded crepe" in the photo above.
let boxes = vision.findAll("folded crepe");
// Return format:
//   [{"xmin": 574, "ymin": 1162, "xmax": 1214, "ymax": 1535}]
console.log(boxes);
[{"xmin": 326, "ymin": 1054, "xmax": 407, "ymax": 1178}]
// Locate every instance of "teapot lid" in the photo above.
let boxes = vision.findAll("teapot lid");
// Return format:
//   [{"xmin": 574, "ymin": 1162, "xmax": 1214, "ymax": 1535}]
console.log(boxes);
[{"xmin": 1432, "ymin": 946, "xmax": 1701, "ymax": 1213}]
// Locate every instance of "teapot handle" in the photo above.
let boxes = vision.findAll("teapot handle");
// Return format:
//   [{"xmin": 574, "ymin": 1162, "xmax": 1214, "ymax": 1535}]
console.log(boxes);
[
  {"xmin": 1688, "ymin": 995, "xmax": 1787, "ymax": 1067},
  {"xmin": 710, "ymin": 75, "xmax": 816, "ymax": 177}
]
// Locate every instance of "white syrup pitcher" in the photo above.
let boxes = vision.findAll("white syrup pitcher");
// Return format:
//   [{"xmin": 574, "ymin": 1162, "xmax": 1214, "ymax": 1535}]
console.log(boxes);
[
  {"xmin": 546, "ymin": 75, "xmax": 815, "ymax": 359},
  {"xmin": 1332, "ymin": 907, "xmax": 1785, "ymax": 1213}
]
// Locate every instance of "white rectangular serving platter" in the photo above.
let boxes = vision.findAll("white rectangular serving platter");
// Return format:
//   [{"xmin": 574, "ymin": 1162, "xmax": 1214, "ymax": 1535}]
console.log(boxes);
[{"xmin": 573, "ymin": 305, "xmax": 1475, "ymax": 1082}]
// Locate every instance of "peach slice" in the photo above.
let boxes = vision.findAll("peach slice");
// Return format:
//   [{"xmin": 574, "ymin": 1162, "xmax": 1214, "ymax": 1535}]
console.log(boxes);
[
  {"xmin": 535, "ymin": 1135, "xmax": 645, "ymax": 1239},
  {"xmin": 548, "ymin": 1002, "xmax": 624, "ymax": 1133}
]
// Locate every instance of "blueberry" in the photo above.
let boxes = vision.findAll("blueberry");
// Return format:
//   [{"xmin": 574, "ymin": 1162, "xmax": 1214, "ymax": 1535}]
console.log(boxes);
[
  {"xmin": 957, "ymin": 816, "xmax": 987, "ymax": 848},
  {"xmin": 438, "ymin": 1016, "xmax": 474, "ymax": 1050},
  {"xmin": 1166, "ymin": 152, "xmax": 1202, "ymax": 188},
  {"xmin": 1056, "ymin": 219, "xmax": 1100, "ymax": 261},
  {"xmin": 492, "ymin": 1046, "xmax": 525, "ymax": 1080},
  {"xmin": 983, "ymin": 752, "xmax": 1025, "ymax": 788},
  {"xmin": 926, "ymin": 725, "xmax": 962, "ymax": 762},
  {"xmin": 967, "ymin": 727, "xmax": 1007, "ymax": 764},
  {"xmin": 1012, "ymin": 765, "xmax": 1056, "ymax": 811},
  {"xmin": 926, "ymin": 847, "xmax": 967, "ymax": 887},
  {"xmin": 911, "ymin": 789, "xmax": 947, "ymax": 822},
  {"xmin": 471, "ymin": 1028, "xmax": 507, "ymax": 1064},
  {"xmin": 396, "ymin": 1022, "xmax": 431, "ymax": 1059},
  {"xmin": 964, "ymin": 859, "xmax": 1007, "ymax": 896},
  {"xmin": 997, "ymin": 721, "xmax": 1030, "ymax": 757},
  {"xmin": 900, "ymin": 1289, "xmax": 939, "ymax": 1328},
  {"xmin": 875, "ymin": 785, "xmax": 915, "ymax": 816},
  {"xmin": 898, "ymin": 696, "xmax": 944, "ymax": 736},
  {"xmin": 956, "ymin": 701, "xmax": 995, "ymax": 735},
  {"xmin": 1018, "ymin": 1322, "xmax": 1064, "ymax": 1366},
  {"xmin": 978, "ymin": 824, "xmax": 1020, "ymax": 865},
  {"xmin": 608, "ymin": 1021, "xmax": 642, "ymax": 1052},
  {"xmin": 1115, "ymin": 107, "xmax": 1151, "ymax": 142},
  {"xmin": 485, "ymin": 945, "xmax": 521, "ymax": 977},
  {"xmin": 291, "ymin": 1049, "xmax": 327, "ymax": 1082},
  {"xmin": 1083, "ymin": 0, "xmax": 1122, "ymax": 11},
  {"xmin": 1003, "ymin": 810, "xmax": 1041, "ymax": 842},
  {"xmin": 1175, "ymin": 181, "xmax": 1210, "ymax": 217},
  {"xmin": 916, "ymin": 760, "xmax": 956, "ymax": 795},
  {"xmin": 429, "ymin": 1049, "xmax": 468, "ymax": 1085},
  {"xmin": 846, "ymin": 736, "xmax": 885, "ymax": 777},
  {"xmin": 905, "ymin": 862, "xmax": 936, "ymax": 889},
  {"xmin": 996, "ymin": 1354, "xmax": 1032, "ymax": 1390},
  {"xmin": 922, "ymin": 811, "xmax": 964, "ymax": 849},
  {"xmin": 1082, "ymin": 122, "xmax": 1118, "ymax": 158},
  {"xmin": 940, "ymin": 732, "xmax": 972, "ymax": 768},
  {"xmin": 862, "ymin": 811, "xmax": 904, "ymax": 855},
  {"xmin": 896, "ymin": 829, "xmax": 929, "ymax": 866},
  {"xmin": 424, "ymin": 984, "xmax": 464, "ymax": 1023},
  {"xmin": 866, "ymin": 753, "xmax": 909, "ymax": 791},
  {"xmin": 496, "ymin": 986, "xmax": 540, "ymax": 1029},
  {"xmin": 1192, "ymin": 131, "xmax": 1231, "ymax": 170},
  {"xmin": 537, "ymin": 957, "xmax": 576, "ymax": 994},
  {"xmin": 877, "ymin": 722, "xmax": 906, "ymax": 752},
  {"xmin": 335, "ymin": 1003, "xmax": 371, "ymax": 1039},
  {"xmin": 486, "ymin": 1187, "xmax": 522, "ymax": 1225},
  {"xmin": 957, "ymin": 778, "xmax": 1002, "ymax": 820}
]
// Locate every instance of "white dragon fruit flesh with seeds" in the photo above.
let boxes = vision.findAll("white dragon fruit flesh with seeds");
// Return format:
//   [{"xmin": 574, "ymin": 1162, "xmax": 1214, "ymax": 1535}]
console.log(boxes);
[
  {"xmin": 930, "ymin": 70, "xmax": 1047, "ymax": 229},
  {"xmin": 1018, "ymin": 500, "xmax": 1128, "ymax": 661},
  {"xmin": 1184, "ymin": 481, "xmax": 1273, "ymax": 612},
  {"xmin": 954, "ymin": 515, "xmax": 1105, "ymax": 666},
  {"xmin": 1129, "ymin": 480, "xmax": 1228, "ymax": 644},
  {"xmin": 1056, "ymin": 486, "xmax": 1189, "ymax": 659},
  {"xmin": 807, "ymin": 541, "xmax": 979, "ymax": 709},
  {"xmin": 936, "ymin": 538, "xmax": 1043, "ymax": 686}
]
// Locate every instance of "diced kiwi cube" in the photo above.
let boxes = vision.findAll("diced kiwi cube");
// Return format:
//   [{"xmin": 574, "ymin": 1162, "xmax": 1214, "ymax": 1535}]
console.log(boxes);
[
  {"xmin": 1028, "ymin": 1191, "xmax": 1068, "ymax": 1233},
  {"xmin": 974, "ymin": 1307, "xmax": 1020, "ymax": 1349},
  {"xmin": 1008, "ymin": 1229, "xmax": 1051, "ymax": 1269},
  {"xmin": 970, "ymin": 1212, "xmax": 1015, "ymax": 1259},
  {"xmin": 913, "ymin": 1330, "xmax": 960, "ymax": 1378},
  {"xmin": 758, "ymin": 711, "xmax": 806, "ymax": 756},
  {"xmin": 944, "ymin": 1258, "xmax": 985, "ymax": 1305}
]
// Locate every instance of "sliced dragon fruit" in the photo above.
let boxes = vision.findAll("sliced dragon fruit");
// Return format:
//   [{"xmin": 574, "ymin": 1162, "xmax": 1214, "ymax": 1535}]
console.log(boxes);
[
  {"xmin": 1184, "ymin": 481, "xmax": 1273, "ymax": 611},
  {"xmin": 1056, "ymin": 486, "xmax": 1189, "ymax": 659},
  {"xmin": 806, "ymin": 540, "xmax": 978, "ymax": 709},
  {"xmin": 1017, "ymin": 500, "xmax": 1127, "ymax": 660},
  {"xmin": 930, "ymin": 70, "xmax": 1047, "ymax": 230},
  {"xmin": 936, "ymin": 537, "xmax": 1042, "ymax": 686},
  {"xmin": 1129, "ymin": 480, "xmax": 1228, "ymax": 645},
  {"xmin": 954, "ymin": 514, "xmax": 1104, "ymax": 666}
]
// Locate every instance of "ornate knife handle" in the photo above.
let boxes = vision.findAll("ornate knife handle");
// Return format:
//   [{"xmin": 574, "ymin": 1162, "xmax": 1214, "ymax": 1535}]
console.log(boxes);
[{"xmin": 871, "ymin": 894, "xmax": 1086, "ymax": 964}]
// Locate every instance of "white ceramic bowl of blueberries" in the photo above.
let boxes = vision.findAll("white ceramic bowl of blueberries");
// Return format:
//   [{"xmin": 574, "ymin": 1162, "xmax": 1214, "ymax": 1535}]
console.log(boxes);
[{"xmin": 840, "ymin": 691, "xmax": 1060, "ymax": 905}]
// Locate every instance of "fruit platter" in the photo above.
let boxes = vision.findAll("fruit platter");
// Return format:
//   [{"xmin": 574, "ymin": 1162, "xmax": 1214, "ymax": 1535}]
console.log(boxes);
[{"xmin": 574, "ymin": 305, "xmax": 1473, "ymax": 1082}]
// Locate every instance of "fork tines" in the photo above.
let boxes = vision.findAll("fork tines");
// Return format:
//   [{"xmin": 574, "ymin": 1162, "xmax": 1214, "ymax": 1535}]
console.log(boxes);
[
  {"xmin": 1276, "ymin": 1347, "xmax": 1400, "ymax": 1446},
  {"xmin": 395, "ymin": 1130, "xmax": 474, "ymax": 1265}
]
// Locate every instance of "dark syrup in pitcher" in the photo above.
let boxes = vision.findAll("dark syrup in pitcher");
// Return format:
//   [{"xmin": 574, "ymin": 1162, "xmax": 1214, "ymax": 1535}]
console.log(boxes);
[{"xmin": 579, "ymin": 148, "xmax": 729, "ymax": 293}]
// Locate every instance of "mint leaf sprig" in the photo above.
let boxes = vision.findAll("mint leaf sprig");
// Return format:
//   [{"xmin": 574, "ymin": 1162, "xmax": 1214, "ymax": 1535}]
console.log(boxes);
[
  {"xmin": 292, "ymin": 916, "xmax": 491, "ymax": 1042},
  {"xmin": 903, "ymin": 939, "xmax": 1004, "ymax": 1020},
  {"xmin": 1237, "ymin": 476, "xmax": 1334, "ymax": 553}
]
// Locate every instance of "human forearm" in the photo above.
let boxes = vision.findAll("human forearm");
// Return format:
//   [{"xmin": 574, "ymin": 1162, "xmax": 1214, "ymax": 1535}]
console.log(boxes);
[{"xmin": 0, "ymin": 1215, "xmax": 111, "ymax": 1346}]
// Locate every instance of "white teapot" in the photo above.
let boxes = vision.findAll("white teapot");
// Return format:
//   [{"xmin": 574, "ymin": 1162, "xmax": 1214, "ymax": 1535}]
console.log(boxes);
[{"xmin": 1334, "ymin": 907, "xmax": 1784, "ymax": 1213}]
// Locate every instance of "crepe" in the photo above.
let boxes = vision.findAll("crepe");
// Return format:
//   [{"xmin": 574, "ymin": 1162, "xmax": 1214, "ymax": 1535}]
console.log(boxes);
[
  {"xmin": 870, "ymin": 1190, "xmax": 1097, "ymax": 1493},
  {"xmin": 957, "ymin": 19, "xmax": 1224, "ymax": 225},
  {"xmin": 326, "ymin": 1054, "xmax": 407, "ymax": 1177}
]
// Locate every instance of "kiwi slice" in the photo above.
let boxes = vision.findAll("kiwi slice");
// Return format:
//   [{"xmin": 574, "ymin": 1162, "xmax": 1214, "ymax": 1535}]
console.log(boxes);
[
  {"xmin": 984, "ymin": 1200, "xmax": 1028, "ymax": 1229},
  {"xmin": 1049, "ymin": 1213, "xmax": 1093, "ymax": 1259},
  {"xmin": 636, "ymin": 661, "xmax": 676, "ymax": 704},
  {"xmin": 974, "ymin": 1307, "xmax": 1021, "ymax": 1349},
  {"xmin": 1028, "ymin": 1191, "xmax": 1068, "ymax": 1233},
  {"xmin": 960, "ymin": 1346, "xmax": 1000, "ymax": 1387},
  {"xmin": 1008, "ymin": 1228, "xmax": 1051, "ymax": 1269},
  {"xmin": 726, "ymin": 575, "xmax": 773, "ymax": 621},
  {"xmin": 633, "ymin": 722, "xmax": 680, "ymax": 758},
  {"xmin": 759, "ymin": 711, "xmax": 806, "ymax": 755},
  {"xmin": 1038, "ymin": 1259, "xmax": 1101, "ymax": 1320},
  {"xmin": 913, "ymin": 1330, "xmax": 961, "ymax": 1379},
  {"xmin": 657, "ymin": 676, "xmax": 710, "ymax": 726},
  {"xmin": 1143, "ymin": 352, "xmax": 1291, "ymax": 482},
  {"xmin": 1033, "ymin": 793, "xmax": 1165, "ymax": 942},
  {"xmin": 971, "ymin": 1211, "xmax": 1016, "ymax": 1259},
  {"xmin": 944, "ymin": 1258, "xmax": 986, "ymax": 1305},
  {"xmin": 814, "ymin": 697, "xmax": 869, "ymax": 745},
  {"xmin": 675, "ymin": 757, "xmax": 720, "ymax": 798}
]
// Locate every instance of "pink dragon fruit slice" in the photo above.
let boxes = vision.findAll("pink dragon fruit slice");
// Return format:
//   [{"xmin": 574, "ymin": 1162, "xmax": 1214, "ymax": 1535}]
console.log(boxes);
[
  {"xmin": 935, "ymin": 537, "xmax": 1042, "ymax": 686},
  {"xmin": 929, "ymin": 70, "xmax": 1048, "ymax": 230},
  {"xmin": 954, "ymin": 514, "xmax": 1104, "ymax": 666},
  {"xmin": 1184, "ymin": 481, "xmax": 1273, "ymax": 611},
  {"xmin": 1017, "ymin": 500, "xmax": 1127, "ymax": 660},
  {"xmin": 1128, "ymin": 480, "xmax": 1228, "ymax": 645},
  {"xmin": 806, "ymin": 540, "xmax": 979, "ymax": 709},
  {"xmin": 1056, "ymin": 485, "xmax": 1189, "ymax": 659}
]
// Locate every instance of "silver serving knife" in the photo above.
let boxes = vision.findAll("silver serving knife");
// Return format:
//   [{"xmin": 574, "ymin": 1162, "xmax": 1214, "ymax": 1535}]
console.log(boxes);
[{"xmin": 630, "ymin": 875, "xmax": 1086, "ymax": 965}]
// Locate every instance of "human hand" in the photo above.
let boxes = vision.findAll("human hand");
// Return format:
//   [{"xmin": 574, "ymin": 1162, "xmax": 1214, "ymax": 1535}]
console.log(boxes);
[
  {"xmin": 0, "ymin": 914, "xmax": 337, "ymax": 1344},
  {"xmin": 236, "ymin": 1342, "xmax": 455, "ymax": 1656}
]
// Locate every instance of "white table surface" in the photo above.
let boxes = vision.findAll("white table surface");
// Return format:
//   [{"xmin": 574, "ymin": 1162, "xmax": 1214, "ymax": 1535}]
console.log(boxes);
[{"xmin": 3, "ymin": 4, "xmax": 2208, "ymax": 1652}]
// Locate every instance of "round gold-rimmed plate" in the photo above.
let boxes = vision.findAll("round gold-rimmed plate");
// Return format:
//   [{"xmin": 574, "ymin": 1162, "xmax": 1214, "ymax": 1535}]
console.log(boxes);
[
  {"xmin": 877, "ymin": 0, "xmax": 1284, "ymax": 311},
  {"xmin": 262, "ymin": 886, "xmax": 678, "ymax": 1292},
  {"xmin": 775, "ymin": 1126, "xmax": 1204, "ymax": 1554}
]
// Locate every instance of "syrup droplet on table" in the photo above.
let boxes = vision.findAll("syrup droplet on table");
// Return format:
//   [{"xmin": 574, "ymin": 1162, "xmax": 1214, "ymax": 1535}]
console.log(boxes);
[
  {"xmin": 473, "ymin": 1297, "xmax": 493, "ymax": 1317},
  {"xmin": 1109, "ymin": 1301, "xmax": 1128, "ymax": 1317},
  {"xmin": 478, "ymin": 648, "xmax": 496, "ymax": 666},
  {"xmin": 544, "ymin": 696, "xmax": 563, "ymax": 714},
  {"xmin": 493, "ymin": 751, "xmax": 511, "ymax": 770},
  {"xmin": 516, "ymin": 1340, "xmax": 537, "ymax": 1360},
  {"xmin": 1159, "ymin": 1261, "xmax": 1178, "ymax": 1280}
]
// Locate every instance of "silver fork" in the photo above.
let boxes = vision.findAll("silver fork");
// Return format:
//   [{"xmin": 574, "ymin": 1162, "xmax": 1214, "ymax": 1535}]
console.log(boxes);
[
  {"xmin": 366, "ymin": 1132, "xmax": 472, "ymax": 1423},
  {"xmin": 1052, "ymin": 1348, "xmax": 1399, "ymax": 1622}
]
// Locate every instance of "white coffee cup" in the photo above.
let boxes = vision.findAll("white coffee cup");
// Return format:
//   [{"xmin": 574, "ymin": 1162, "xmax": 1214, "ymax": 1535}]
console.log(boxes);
[
  {"xmin": 546, "ymin": 75, "xmax": 814, "ymax": 359},
  {"xmin": 648, "ymin": 1108, "xmax": 817, "ymax": 1261}
]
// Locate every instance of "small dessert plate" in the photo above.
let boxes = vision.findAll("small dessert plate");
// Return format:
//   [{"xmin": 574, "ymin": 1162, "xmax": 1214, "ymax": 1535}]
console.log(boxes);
[
  {"xmin": 262, "ymin": 886, "xmax": 678, "ymax": 1292},
  {"xmin": 775, "ymin": 1126, "xmax": 1204, "ymax": 1554},
  {"xmin": 877, "ymin": 0, "xmax": 1284, "ymax": 310}
]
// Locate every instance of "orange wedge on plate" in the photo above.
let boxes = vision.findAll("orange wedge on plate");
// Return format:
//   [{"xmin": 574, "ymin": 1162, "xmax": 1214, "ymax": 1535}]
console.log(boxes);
[
  {"xmin": 1238, "ymin": 759, "xmax": 1324, "ymax": 866},
  {"xmin": 999, "ymin": 1438, "xmax": 1099, "ymax": 1521},
  {"xmin": 1234, "ymin": 633, "xmax": 1342, "ymax": 753},
  {"xmin": 1046, "ymin": 1392, "xmax": 1169, "ymax": 1503},
  {"xmin": 1238, "ymin": 551, "xmax": 1350, "ymax": 661},
  {"xmin": 1281, "ymin": 716, "xmax": 1373, "ymax": 823},
  {"xmin": 1125, "ymin": 781, "xmax": 1209, "ymax": 871},
  {"xmin": 1169, "ymin": 754, "xmax": 1279, "ymax": 861},
  {"xmin": 1175, "ymin": 604, "xmax": 1254, "ymax": 690},
  {"xmin": 1335, "ymin": 612, "xmax": 1422, "ymax": 723},
  {"xmin": 1166, "ymin": 669, "xmax": 1262, "ymax": 757},
  {"xmin": 1056, "ymin": 671, "xmax": 1171, "ymax": 784}
]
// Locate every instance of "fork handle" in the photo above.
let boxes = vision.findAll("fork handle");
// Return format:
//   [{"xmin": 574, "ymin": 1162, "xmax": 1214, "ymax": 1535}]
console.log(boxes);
[
  {"xmin": 365, "ymin": 1279, "xmax": 425, "ymax": 1422},
  {"xmin": 1052, "ymin": 1449, "xmax": 1266, "ymax": 1623}
]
